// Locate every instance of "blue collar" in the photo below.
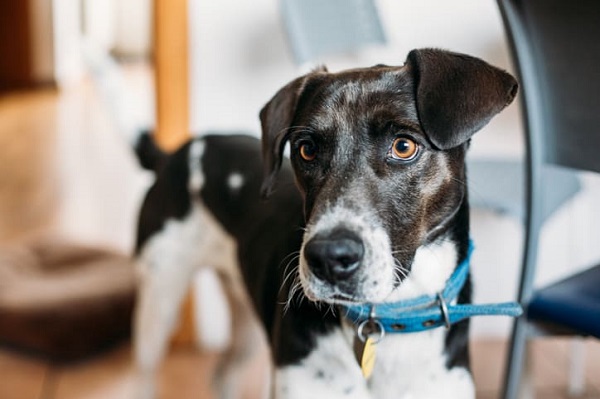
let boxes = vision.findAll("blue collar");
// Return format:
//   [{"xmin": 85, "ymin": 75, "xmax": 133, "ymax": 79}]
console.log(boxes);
[{"xmin": 342, "ymin": 241, "xmax": 522, "ymax": 335}]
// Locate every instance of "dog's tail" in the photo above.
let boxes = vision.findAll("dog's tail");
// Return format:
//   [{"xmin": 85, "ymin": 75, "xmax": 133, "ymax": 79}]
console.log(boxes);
[{"xmin": 134, "ymin": 131, "xmax": 167, "ymax": 172}]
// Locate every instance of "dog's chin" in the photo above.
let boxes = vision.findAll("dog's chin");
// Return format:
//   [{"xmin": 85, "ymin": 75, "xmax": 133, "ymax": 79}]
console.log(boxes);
[
  {"xmin": 303, "ymin": 288, "xmax": 360, "ymax": 305},
  {"xmin": 300, "ymin": 276, "xmax": 394, "ymax": 305}
]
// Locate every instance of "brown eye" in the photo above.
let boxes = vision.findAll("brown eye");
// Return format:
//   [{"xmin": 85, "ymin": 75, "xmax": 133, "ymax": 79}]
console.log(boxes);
[
  {"xmin": 300, "ymin": 142, "xmax": 317, "ymax": 161},
  {"xmin": 391, "ymin": 137, "xmax": 418, "ymax": 160}
]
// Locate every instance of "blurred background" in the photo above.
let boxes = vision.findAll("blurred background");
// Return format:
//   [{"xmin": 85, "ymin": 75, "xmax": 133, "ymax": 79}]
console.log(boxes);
[{"xmin": 0, "ymin": 0, "xmax": 598, "ymax": 398}]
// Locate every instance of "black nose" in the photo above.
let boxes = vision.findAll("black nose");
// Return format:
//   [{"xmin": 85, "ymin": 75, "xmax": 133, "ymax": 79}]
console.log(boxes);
[{"xmin": 304, "ymin": 230, "xmax": 364, "ymax": 283}]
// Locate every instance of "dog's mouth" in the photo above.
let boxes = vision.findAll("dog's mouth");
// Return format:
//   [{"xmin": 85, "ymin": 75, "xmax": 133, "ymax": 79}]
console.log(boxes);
[
  {"xmin": 299, "ymin": 258, "xmax": 402, "ymax": 305},
  {"xmin": 332, "ymin": 293, "xmax": 355, "ymax": 301},
  {"xmin": 302, "ymin": 284, "xmax": 366, "ymax": 305},
  {"xmin": 327, "ymin": 294, "xmax": 373, "ymax": 306},
  {"xmin": 330, "ymin": 293, "xmax": 367, "ymax": 305}
]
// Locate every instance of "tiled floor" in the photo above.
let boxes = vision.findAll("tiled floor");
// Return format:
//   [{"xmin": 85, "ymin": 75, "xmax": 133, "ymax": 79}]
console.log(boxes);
[{"xmin": 0, "ymin": 69, "xmax": 598, "ymax": 399}]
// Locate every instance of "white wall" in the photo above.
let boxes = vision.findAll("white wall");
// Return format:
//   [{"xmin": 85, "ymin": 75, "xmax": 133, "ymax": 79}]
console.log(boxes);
[
  {"xmin": 82, "ymin": 0, "xmax": 116, "ymax": 52},
  {"xmin": 113, "ymin": 0, "xmax": 152, "ymax": 57},
  {"xmin": 52, "ymin": 0, "xmax": 85, "ymax": 87},
  {"xmin": 188, "ymin": 0, "xmax": 519, "ymax": 145}
]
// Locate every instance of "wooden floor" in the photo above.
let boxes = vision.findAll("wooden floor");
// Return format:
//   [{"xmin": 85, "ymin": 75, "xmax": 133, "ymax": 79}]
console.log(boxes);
[
  {"xmin": 0, "ymin": 74, "xmax": 599, "ymax": 399},
  {"xmin": 0, "ymin": 338, "xmax": 599, "ymax": 399}
]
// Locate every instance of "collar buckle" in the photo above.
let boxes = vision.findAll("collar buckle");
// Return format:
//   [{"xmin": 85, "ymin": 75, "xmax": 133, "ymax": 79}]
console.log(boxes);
[
  {"xmin": 437, "ymin": 292, "xmax": 451, "ymax": 330},
  {"xmin": 356, "ymin": 306, "xmax": 385, "ymax": 343}
]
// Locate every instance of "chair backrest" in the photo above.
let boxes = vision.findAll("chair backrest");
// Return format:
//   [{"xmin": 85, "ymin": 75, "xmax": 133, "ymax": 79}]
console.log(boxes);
[
  {"xmin": 280, "ymin": 0, "xmax": 386, "ymax": 65},
  {"xmin": 499, "ymin": 0, "xmax": 600, "ymax": 174},
  {"xmin": 497, "ymin": 0, "xmax": 600, "ymax": 302}
]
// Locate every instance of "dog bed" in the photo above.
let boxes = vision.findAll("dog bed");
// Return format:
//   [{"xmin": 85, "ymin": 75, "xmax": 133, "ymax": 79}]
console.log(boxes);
[{"xmin": 0, "ymin": 235, "xmax": 136, "ymax": 361}]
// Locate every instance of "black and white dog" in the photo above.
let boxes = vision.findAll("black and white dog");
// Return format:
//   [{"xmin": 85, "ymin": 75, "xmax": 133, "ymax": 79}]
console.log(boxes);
[{"xmin": 134, "ymin": 48, "xmax": 518, "ymax": 399}]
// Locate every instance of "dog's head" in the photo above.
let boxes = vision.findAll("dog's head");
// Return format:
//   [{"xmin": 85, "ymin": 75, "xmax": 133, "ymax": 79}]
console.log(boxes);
[{"xmin": 260, "ymin": 49, "xmax": 517, "ymax": 304}]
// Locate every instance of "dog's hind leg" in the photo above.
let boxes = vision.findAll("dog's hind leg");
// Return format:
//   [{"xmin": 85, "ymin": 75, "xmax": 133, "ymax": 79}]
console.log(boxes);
[
  {"xmin": 193, "ymin": 269, "xmax": 271, "ymax": 399},
  {"xmin": 217, "ymin": 302, "xmax": 271, "ymax": 399},
  {"xmin": 133, "ymin": 249, "xmax": 201, "ymax": 399},
  {"xmin": 192, "ymin": 268, "xmax": 233, "ymax": 352}
]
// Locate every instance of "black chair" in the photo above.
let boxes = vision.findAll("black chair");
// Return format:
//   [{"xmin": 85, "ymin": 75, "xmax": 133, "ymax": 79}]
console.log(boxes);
[{"xmin": 497, "ymin": 0, "xmax": 600, "ymax": 397}]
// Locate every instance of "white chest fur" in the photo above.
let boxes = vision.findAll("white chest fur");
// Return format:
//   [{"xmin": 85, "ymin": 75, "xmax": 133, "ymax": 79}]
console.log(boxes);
[
  {"xmin": 276, "ymin": 326, "xmax": 473, "ymax": 399},
  {"xmin": 368, "ymin": 329, "xmax": 474, "ymax": 399}
]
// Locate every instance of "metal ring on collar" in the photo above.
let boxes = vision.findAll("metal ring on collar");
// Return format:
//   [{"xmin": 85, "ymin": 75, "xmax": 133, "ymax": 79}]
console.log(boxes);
[
  {"xmin": 357, "ymin": 319, "xmax": 385, "ymax": 343},
  {"xmin": 437, "ymin": 293, "xmax": 451, "ymax": 330}
]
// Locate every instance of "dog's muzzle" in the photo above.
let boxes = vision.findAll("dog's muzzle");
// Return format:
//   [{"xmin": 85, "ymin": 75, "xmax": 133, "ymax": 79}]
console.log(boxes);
[{"xmin": 303, "ymin": 229, "xmax": 364, "ymax": 283}]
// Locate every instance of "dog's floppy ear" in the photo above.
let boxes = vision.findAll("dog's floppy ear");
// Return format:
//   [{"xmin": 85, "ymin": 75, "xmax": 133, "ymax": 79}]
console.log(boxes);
[
  {"xmin": 406, "ymin": 49, "xmax": 518, "ymax": 150},
  {"xmin": 260, "ymin": 68, "xmax": 326, "ymax": 198}
]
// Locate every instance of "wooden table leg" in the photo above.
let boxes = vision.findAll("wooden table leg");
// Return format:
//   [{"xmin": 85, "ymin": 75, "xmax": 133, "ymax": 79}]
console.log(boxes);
[
  {"xmin": 153, "ymin": 0, "xmax": 195, "ymax": 347},
  {"xmin": 153, "ymin": 0, "xmax": 190, "ymax": 152}
]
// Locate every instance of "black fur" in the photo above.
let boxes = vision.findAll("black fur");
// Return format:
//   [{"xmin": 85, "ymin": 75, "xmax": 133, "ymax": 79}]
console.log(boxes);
[{"xmin": 135, "ymin": 139, "xmax": 191, "ymax": 254}]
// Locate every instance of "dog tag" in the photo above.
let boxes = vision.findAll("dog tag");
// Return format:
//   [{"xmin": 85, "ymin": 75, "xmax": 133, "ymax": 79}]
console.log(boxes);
[{"xmin": 353, "ymin": 336, "xmax": 377, "ymax": 379}]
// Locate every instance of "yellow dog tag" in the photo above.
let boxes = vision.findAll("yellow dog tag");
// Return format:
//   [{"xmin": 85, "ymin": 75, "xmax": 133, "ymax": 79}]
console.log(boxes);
[{"xmin": 353, "ymin": 336, "xmax": 377, "ymax": 379}]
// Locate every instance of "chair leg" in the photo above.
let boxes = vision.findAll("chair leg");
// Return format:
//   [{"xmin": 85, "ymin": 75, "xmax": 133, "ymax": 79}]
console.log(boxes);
[
  {"xmin": 568, "ymin": 337, "xmax": 585, "ymax": 397},
  {"xmin": 502, "ymin": 317, "xmax": 529, "ymax": 399},
  {"xmin": 520, "ymin": 340, "xmax": 535, "ymax": 399}
]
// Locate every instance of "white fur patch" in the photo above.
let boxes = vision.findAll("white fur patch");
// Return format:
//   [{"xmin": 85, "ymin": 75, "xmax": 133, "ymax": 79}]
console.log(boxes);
[
  {"xmin": 192, "ymin": 268, "xmax": 231, "ymax": 351},
  {"xmin": 369, "ymin": 325, "xmax": 474, "ymax": 398},
  {"xmin": 275, "ymin": 329, "xmax": 370, "ymax": 399},
  {"xmin": 188, "ymin": 139, "xmax": 205, "ymax": 192},
  {"xmin": 386, "ymin": 239, "xmax": 458, "ymax": 302},
  {"xmin": 227, "ymin": 172, "xmax": 244, "ymax": 191}
]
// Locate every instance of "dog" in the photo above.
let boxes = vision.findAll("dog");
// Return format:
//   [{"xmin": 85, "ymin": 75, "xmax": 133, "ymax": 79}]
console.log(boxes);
[
  {"xmin": 133, "ymin": 48, "xmax": 518, "ymax": 399},
  {"xmin": 134, "ymin": 133, "xmax": 300, "ymax": 399}
]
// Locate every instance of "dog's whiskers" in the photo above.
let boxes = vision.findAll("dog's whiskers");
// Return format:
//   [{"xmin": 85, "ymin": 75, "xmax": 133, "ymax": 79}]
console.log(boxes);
[
  {"xmin": 280, "ymin": 254, "xmax": 301, "ymax": 294},
  {"xmin": 391, "ymin": 248, "xmax": 412, "ymax": 255},
  {"xmin": 393, "ymin": 258, "xmax": 409, "ymax": 281},
  {"xmin": 280, "ymin": 251, "xmax": 301, "ymax": 271},
  {"xmin": 283, "ymin": 273, "xmax": 306, "ymax": 314},
  {"xmin": 448, "ymin": 176, "xmax": 467, "ymax": 188},
  {"xmin": 323, "ymin": 303, "xmax": 337, "ymax": 317}
]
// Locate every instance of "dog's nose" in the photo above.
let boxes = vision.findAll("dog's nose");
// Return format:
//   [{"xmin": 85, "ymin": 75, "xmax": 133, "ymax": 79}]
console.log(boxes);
[{"xmin": 304, "ymin": 230, "xmax": 364, "ymax": 282}]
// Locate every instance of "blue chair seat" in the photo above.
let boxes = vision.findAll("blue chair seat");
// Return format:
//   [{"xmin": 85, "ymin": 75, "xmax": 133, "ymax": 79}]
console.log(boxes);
[{"xmin": 528, "ymin": 264, "xmax": 600, "ymax": 338}]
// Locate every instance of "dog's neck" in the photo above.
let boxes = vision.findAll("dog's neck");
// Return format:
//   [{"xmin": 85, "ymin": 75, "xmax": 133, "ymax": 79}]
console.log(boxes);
[
  {"xmin": 385, "ymin": 237, "xmax": 459, "ymax": 303},
  {"xmin": 387, "ymin": 195, "xmax": 470, "ymax": 303}
]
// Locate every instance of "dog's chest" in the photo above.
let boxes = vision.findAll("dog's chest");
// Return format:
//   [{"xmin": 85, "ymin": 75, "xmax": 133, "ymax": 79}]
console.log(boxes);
[
  {"xmin": 277, "ymin": 328, "xmax": 474, "ymax": 399},
  {"xmin": 367, "ymin": 329, "xmax": 474, "ymax": 398},
  {"xmin": 277, "ymin": 327, "xmax": 473, "ymax": 399}
]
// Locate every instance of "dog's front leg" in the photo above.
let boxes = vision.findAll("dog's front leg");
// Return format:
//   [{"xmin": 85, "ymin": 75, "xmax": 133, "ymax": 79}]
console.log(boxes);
[{"xmin": 272, "ymin": 330, "xmax": 371, "ymax": 399}]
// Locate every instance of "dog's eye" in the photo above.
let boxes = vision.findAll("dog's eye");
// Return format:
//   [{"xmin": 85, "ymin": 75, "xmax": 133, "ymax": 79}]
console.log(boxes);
[
  {"xmin": 391, "ymin": 137, "xmax": 418, "ymax": 161},
  {"xmin": 299, "ymin": 142, "xmax": 317, "ymax": 162}
]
